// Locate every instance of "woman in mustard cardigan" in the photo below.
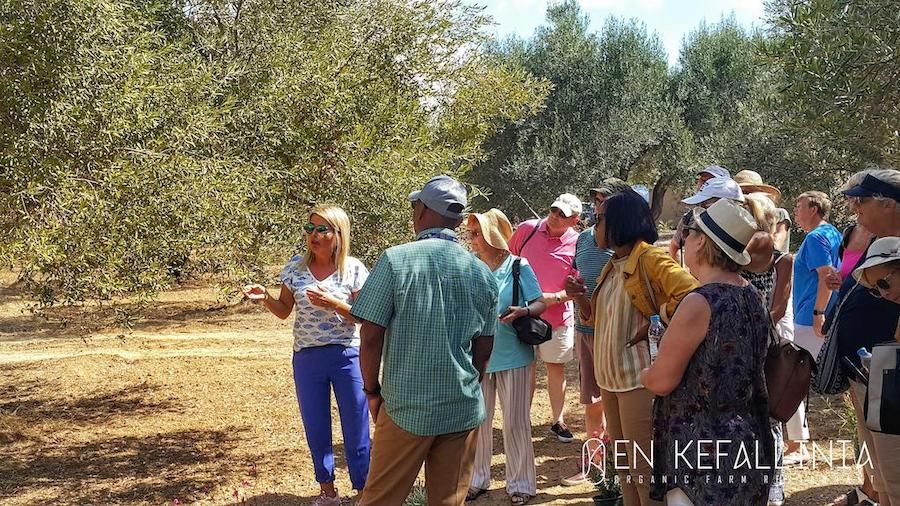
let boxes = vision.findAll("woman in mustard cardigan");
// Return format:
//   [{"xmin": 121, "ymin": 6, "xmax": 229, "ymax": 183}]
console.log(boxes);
[{"xmin": 567, "ymin": 189, "xmax": 697, "ymax": 506}]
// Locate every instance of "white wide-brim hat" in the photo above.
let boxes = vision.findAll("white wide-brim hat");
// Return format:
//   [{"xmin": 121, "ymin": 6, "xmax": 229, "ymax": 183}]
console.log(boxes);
[
  {"xmin": 693, "ymin": 199, "xmax": 758, "ymax": 266},
  {"xmin": 853, "ymin": 237, "xmax": 900, "ymax": 287}
]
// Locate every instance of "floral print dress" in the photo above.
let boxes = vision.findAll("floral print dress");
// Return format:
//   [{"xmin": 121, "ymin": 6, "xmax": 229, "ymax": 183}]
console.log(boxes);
[{"xmin": 651, "ymin": 283, "xmax": 775, "ymax": 505}]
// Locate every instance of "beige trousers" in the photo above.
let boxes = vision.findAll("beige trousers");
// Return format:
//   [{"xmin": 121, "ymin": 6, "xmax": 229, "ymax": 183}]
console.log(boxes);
[{"xmin": 600, "ymin": 387, "xmax": 662, "ymax": 506}]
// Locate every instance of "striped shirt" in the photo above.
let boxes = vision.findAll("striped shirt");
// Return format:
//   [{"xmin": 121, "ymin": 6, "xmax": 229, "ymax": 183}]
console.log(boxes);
[
  {"xmin": 573, "ymin": 228, "xmax": 613, "ymax": 334},
  {"xmin": 593, "ymin": 257, "xmax": 650, "ymax": 392},
  {"xmin": 350, "ymin": 228, "xmax": 499, "ymax": 436}
]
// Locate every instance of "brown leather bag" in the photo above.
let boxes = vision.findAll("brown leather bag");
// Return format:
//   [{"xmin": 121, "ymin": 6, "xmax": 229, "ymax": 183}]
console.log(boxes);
[{"xmin": 765, "ymin": 317, "xmax": 816, "ymax": 422}]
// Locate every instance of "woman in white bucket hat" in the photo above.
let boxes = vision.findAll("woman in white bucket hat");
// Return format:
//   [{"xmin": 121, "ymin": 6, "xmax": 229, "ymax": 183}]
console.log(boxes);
[{"xmin": 854, "ymin": 236, "xmax": 900, "ymax": 306}]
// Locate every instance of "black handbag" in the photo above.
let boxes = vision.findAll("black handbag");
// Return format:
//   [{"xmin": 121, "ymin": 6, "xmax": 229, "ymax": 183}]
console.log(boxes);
[{"xmin": 511, "ymin": 258, "xmax": 552, "ymax": 346}]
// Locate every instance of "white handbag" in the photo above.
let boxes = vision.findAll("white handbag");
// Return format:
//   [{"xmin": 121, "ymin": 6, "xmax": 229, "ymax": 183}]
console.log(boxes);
[{"xmin": 865, "ymin": 342, "xmax": 900, "ymax": 434}]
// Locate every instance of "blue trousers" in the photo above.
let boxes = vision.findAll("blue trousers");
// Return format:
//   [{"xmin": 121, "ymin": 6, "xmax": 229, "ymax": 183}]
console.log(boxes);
[{"xmin": 293, "ymin": 345, "xmax": 370, "ymax": 490}]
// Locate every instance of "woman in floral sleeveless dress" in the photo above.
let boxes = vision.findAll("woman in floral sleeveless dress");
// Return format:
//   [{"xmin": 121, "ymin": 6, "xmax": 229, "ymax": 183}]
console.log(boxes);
[{"xmin": 641, "ymin": 200, "xmax": 774, "ymax": 505}]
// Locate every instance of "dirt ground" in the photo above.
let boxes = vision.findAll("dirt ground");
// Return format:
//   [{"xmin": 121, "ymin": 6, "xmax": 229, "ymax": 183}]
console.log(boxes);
[{"xmin": 0, "ymin": 273, "xmax": 862, "ymax": 505}]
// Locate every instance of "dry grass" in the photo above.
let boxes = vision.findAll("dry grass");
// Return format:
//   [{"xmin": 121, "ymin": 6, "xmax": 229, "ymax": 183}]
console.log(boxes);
[{"xmin": 0, "ymin": 276, "xmax": 860, "ymax": 505}]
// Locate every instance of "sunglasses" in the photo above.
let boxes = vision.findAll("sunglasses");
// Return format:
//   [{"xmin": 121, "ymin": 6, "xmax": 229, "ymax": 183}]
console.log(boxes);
[
  {"xmin": 868, "ymin": 271, "xmax": 896, "ymax": 298},
  {"xmin": 677, "ymin": 227, "xmax": 694, "ymax": 248},
  {"xmin": 303, "ymin": 223, "xmax": 335, "ymax": 234}
]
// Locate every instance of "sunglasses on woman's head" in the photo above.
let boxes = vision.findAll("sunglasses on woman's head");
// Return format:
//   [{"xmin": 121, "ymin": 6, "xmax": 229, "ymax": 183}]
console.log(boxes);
[{"xmin": 303, "ymin": 223, "xmax": 334, "ymax": 234}]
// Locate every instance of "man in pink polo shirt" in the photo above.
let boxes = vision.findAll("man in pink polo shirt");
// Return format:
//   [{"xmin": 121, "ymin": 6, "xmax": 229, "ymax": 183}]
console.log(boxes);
[{"xmin": 509, "ymin": 193, "xmax": 580, "ymax": 442}]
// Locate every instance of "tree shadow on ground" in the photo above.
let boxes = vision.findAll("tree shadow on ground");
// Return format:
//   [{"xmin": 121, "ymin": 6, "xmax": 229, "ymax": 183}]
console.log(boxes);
[
  {"xmin": 787, "ymin": 483, "xmax": 854, "ymax": 505},
  {"xmin": 225, "ymin": 492, "xmax": 308, "ymax": 505},
  {"xmin": 0, "ymin": 370, "xmax": 236, "ymax": 504},
  {"xmin": 0, "ymin": 381, "xmax": 181, "ymax": 425},
  {"xmin": 0, "ymin": 427, "xmax": 245, "ymax": 504},
  {"xmin": 0, "ymin": 298, "xmax": 263, "ymax": 342}
]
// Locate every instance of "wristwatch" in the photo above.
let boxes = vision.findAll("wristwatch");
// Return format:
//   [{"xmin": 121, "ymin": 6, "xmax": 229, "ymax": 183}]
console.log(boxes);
[
  {"xmin": 813, "ymin": 309, "xmax": 826, "ymax": 316},
  {"xmin": 363, "ymin": 385, "xmax": 381, "ymax": 396},
  {"xmin": 555, "ymin": 293, "xmax": 562, "ymax": 304}
]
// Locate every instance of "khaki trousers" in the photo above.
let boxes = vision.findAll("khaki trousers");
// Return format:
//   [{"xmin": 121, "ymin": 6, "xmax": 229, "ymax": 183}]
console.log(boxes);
[
  {"xmin": 600, "ymin": 387, "xmax": 662, "ymax": 506},
  {"xmin": 851, "ymin": 380, "xmax": 900, "ymax": 505},
  {"xmin": 359, "ymin": 406, "xmax": 479, "ymax": 506}
]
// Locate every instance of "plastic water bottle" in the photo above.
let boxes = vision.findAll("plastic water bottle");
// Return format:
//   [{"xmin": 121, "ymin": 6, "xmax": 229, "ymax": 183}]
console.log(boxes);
[
  {"xmin": 648, "ymin": 315, "xmax": 664, "ymax": 362},
  {"xmin": 857, "ymin": 347, "xmax": 872, "ymax": 376}
]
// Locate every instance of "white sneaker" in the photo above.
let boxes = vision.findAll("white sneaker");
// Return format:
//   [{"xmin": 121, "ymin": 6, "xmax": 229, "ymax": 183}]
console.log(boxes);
[
  {"xmin": 312, "ymin": 491, "xmax": 341, "ymax": 506},
  {"xmin": 561, "ymin": 470, "xmax": 589, "ymax": 487}
]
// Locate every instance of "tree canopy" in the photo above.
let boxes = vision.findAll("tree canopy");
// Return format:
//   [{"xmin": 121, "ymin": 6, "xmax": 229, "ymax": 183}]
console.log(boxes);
[
  {"xmin": 2, "ymin": 0, "xmax": 897, "ymax": 306},
  {"xmin": 467, "ymin": 0, "xmax": 685, "ymax": 220},
  {"xmin": 0, "ymin": 0, "xmax": 547, "ymax": 304}
]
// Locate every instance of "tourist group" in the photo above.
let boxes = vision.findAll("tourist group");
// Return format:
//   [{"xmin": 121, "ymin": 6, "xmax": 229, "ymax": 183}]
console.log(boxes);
[{"xmin": 242, "ymin": 167, "xmax": 900, "ymax": 506}]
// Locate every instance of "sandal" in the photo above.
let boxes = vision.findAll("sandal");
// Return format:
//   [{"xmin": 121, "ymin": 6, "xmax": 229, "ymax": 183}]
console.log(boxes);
[
  {"xmin": 782, "ymin": 450, "xmax": 810, "ymax": 466},
  {"xmin": 466, "ymin": 487, "xmax": 488, "ymax": 501},
  {"xmin": 510, "ymin": 493, "xmax": 533, "ymax": 505}
]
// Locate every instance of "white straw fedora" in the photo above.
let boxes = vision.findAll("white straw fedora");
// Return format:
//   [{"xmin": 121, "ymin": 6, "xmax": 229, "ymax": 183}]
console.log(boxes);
[{"xmin": 693, "ymin": 199, "xmax": 758, "ymax": 266}]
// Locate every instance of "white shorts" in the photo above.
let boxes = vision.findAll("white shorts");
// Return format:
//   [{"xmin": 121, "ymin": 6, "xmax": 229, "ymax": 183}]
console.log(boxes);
[
  {"xmin": 794, "ymin": 324, "xmax": 825, "ymax": 359},
  {"xmin": 537, "ymin": 325, "xmax": 574, "ymax": 364}
]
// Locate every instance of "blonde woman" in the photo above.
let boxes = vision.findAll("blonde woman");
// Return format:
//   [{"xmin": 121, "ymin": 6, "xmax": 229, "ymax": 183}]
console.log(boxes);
[
  {"xmin": 465, "ymin": 209, "xmax": 545, "ymax": 505},
  {"xmin": 243, "ymin": 205, "xmax": 370, "ymax": 506},
  {"xmin": 742, "ymin": 192, "xmax": 794, "ymax": 504}
]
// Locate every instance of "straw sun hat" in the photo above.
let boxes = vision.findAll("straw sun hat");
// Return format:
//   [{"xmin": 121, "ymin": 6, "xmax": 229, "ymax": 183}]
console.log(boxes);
[
  {"xmin": 734, "ymin": 170, "xmax": 781, "ymax": 202},
  {"xmin": 693, "ymin": 199, "xmax": 759, "ymax": 266},
  {"xmin": 467, "ymin": 208, "xmax": 514, "ymax": 251}
]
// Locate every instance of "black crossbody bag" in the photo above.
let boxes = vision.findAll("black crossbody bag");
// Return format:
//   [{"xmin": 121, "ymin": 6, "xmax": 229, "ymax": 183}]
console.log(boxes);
[{"xmin": 511, "ymin": 258, "xmax": 552, "ymax": 346}]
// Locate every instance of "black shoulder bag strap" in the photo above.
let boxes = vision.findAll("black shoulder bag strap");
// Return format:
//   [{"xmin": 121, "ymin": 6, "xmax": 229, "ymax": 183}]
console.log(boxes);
[
  {"xmin": 839, "ymin": 224, "xmax": 855, "ymax": 259},
  {"xmin": 514, "ymin": 220, "xmax": 542, "ymax": 256},
  {"xmin": 512, "ymin": 258, "xmax": 522, "ymax": 307}
]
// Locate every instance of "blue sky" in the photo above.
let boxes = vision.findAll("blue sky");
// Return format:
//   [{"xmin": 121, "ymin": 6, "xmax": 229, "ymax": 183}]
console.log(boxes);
[{"xmin": 464, "ymin": 0, "xmax": 767, "ymax": 66}]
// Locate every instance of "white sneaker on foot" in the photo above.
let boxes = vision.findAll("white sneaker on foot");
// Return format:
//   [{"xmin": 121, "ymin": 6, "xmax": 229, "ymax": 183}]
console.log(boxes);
[{"xmin": 312, "ymin": 491, "xmax": 341, "ymax": 506}]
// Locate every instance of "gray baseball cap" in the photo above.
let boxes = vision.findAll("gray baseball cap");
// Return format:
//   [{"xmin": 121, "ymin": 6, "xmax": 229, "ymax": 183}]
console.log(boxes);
[
  {"xmin": 590, "ymin": 177, "xmax": 631, "ymax": 198},
  {"xmin": 699, "ymin": 165, "xmax": 730, "ymax": 179},
  {"xmin": 408, "ymin": 175, "xmax": 467, "ymax": 219}
]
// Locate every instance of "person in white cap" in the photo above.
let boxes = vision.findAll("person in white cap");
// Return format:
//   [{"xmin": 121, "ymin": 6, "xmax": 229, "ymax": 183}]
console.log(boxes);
[
  {"xmin": 669, "ymin": 176, "xmax": 745, "ymax": 261},
  {"xmin": 641, "ymin": 199, "xmax": 774, "ymax": 506},
  {"xmin": 681, "ymin": 176, "xmax": 745, "ymax": 207},
  {"xmin": 508, "ymin": 193, "xmax": 581, "ymax": 442},
  {"xmin": 854, "ymin": 236, "xmax": 900, "ymax": 305},
  {"xmin": 696, "ymin": 165, "xmax": 731, "ymax": 190}
]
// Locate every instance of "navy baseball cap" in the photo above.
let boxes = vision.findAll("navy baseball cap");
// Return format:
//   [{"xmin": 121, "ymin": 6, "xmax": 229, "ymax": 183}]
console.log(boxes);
[
  {"xmin": 408, "ymin": 175, "xmax": 467, "ymax": 219},
  {"xmin": 843, "ymin": 174, "xmax": 900, "ymax": 202}
]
